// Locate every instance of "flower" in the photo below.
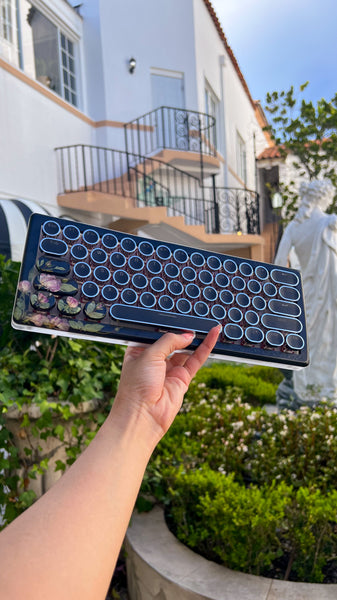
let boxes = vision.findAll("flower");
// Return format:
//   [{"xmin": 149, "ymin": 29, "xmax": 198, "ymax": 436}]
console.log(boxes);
[
  {"xmin": 66, "ymin": 296, "xmax": 79, "ymax": 308},
  {"xmin": 40, "ymin": 273, "xmax": 61, "ymax": 292},
  {"xmin": 18, "ymin": 280, "xmax": 31, "ymax": 293},
  {"xmin": 37, "ymin": 292, "xmax": 49, "ymax": 304},
  {"xmin": 29, "ymin": 313, "xmax": 47, "ymax": 326},
  {"xmin": 50, "ymin": 316, "xmax": 69, "ymax": 331}
]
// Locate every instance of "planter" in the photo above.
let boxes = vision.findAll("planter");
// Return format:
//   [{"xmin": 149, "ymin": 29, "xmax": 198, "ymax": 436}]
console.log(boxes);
[
  {"xmin": 4, "ymin": 399, "xmax": 100, "ymax": 498},
  {"xmin": 125, "ymin": 506, "xmax": 337, "ymax": 600}
]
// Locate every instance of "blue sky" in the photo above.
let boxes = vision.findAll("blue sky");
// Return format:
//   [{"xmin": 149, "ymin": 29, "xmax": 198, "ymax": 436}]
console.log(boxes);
[{"xmin": 211, "ymin": 0, "xmax": 337, "ymax": 108}]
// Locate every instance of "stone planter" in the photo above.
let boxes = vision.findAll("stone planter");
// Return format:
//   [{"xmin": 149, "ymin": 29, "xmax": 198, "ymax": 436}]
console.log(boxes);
[
  {"xmin": 4, "ymin": 399, "xmax": 100, "ymax": 497},
  {"xmin": 125, "ymin": 506, "xmax": 337, "ymax": 600}
]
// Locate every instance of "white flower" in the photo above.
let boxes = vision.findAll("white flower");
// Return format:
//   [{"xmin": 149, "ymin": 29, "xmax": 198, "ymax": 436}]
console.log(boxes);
[
  {"xmin": 232, "ymin": 421, "xmax": 244, "ymax": 430},
  {"xmin": 184, "ymin": 431, "xmax": 191, "ymax": 437}
]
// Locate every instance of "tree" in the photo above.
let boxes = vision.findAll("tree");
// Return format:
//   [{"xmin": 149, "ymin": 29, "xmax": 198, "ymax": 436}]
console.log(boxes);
[{"xmin": 264, "ymin": 82, "xmax": 337, "ymax": 220}]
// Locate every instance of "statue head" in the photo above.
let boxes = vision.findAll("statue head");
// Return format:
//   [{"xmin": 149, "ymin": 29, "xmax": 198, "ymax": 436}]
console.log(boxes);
[{"xmin": 299, "ymin": 179, "xmax": 335, "ymax": 213}]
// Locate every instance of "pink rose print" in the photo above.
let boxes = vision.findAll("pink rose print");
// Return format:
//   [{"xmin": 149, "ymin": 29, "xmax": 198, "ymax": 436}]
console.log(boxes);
[
  {"xmin": 66, "ymin": 296, "xmax": 79, "ymax": 308},
  {"xmin": 30, "ymin": 313, "xmax": 47, "ymax": 327},
  {"xmin": 18, "ymin": 280, "xmax": 31, "ymax": 293},
  {"xmin": 50, "ymin": 316, "xmax": 69, "ymax": 331},
  {"xmin": 37, "ymin": 292, "xmax": 49, "ymax": 304},
  {"xmin": 40, "ymin": 273, "xmax": 62, "ymax": 292}
]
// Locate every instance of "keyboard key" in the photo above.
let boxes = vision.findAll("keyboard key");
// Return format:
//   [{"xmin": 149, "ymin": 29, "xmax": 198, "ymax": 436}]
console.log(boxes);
[
  {"xmin": 58, "ymin": 296, "xmax": 81, "ymax": 316},
  {"xmin": 109, "ymin": 304, "xmax": 218, "ymax": 333},
  {"xmin": 110, "ymin": 252, "xmax": 126, "ymax": 268},
  {"xmin": 247, "ymin": 279, "xmax": 262, "ymax": 294},
  {"xmin": 138, "ymin": 241, "xmax": 154, "ymax": 256},
  {"xmin": 83, "ymin": 229, "xmax": 100, "ymax": 246},
  {"xmin": 40, "ymin": 237, "xmax": 68, "ymax": 256},
  {"xmin": 168, "ymin": 280, "xmax": 183, "ymax": 295},
  {"xmin": 220, "ymin": 290, "xmax": 234, "ymax": 305},
  {"xmin": 203, "ymin": 287, "xmax": 218, "ymax": 302},
  {"xmin": 223, "ymin": 259, "xmax": 237, "ymax": 274},
  {"xmin": 93, "ymin": 266, "xmax": 111, "ymax": 283},
  {"xmin": 190, "ymin": 252, "xmax": 205, "ymax": 267},
  {"xmin": 228, "ymin": 307, "xmax": 243, "ymax": 323},
  {"xmin": 268, "ymin": 299, "xmax": 301, "ymax": 317},
  {"xmin": 286, "ymin": 333, "xmax": 305, "ymax": 351},
  {"xmin": 150, "ymin": 277, "xmax": 166, "ymax": 293},
  {"xmin": 185, "ymin": 284, "xmax": 200, "ymax": 299},
  {"xmin": 239, "ymin": 262, "xmax": 253, "ymax": 277},
  {"xmin": 279, "ymin": 286, "xmax": 300, "ymax": 302},
  {"xmin": 165, "ymin": 263, "xmax": 180, "ymax": 278},
  {"xmin": 232, "ymin": 276, "xmax": 245, "ymax": 291},
  {"xmin": 63, "ymin": 224, "xmax": 80, "ymax": 242},
  {"xmin": 128, "ymin": 256, "xmax": 144, "ymax": 271},
  {"xmin": 194, "ymin": 301, "xmax": 209, "ymax": 317},
  {"xmin": 266, "ymin": 330, "xmax": 284, "ymax": 347},
  {"xmin": 223, "ymin": 323, "xmax": 243, "ymax": 340},
  {"xmin": 176, "ymin": 298, "xmax": 192, "ymax": 314},
  {"xmin": 101, "ymin": 285, "xmax": 119, "ymax": 302},
  {"xmin": 252, "ymin": 296, "xmax": 266, "ymax": 311},
  {"xmin": 245, "ymin": 310, "xmax": 259, "ymax": 326},
  {"xmin": 132, "ymin": 274, "xmax": 148, "ymax": 289},
  {"xmin": 121, "ymin": 288, "xmax": 138, "ymax": 304},
  {"xmin": 36, "ymin": 257, "xmax": 70, "ymax": 276},
  {"xmin": 42, "ymin": 220, "xmax": 61, "ymax": 237},
  {"xmin": 91, "ymin": 248, "xmax": 108, "ymax": 264},
  {"xmin": 147, "ymin": 259, "xmax": 162, "ymax": 275},
  {"xmin": 82, "ymin": 281, "xmax": 100, "ymax": 299},
  {"xmin": 198, "ymin": 270, "xmax": 213, "ymax": 285},
  {"xmin": 245, "ymin": 327, "xmax": 264, "ymax": 344},
  {"xmin": 102, "ymin": 233, "xmax": 118, "ymax": 250},
  {"xmin": 73, "ymin": 262, "xmax": 91, "ymax": 279},
  {"xmin": 215, "ymin": 273, "xmax": 229, "ymax": 288},
  {"xmin": 255, "ymin": 265, "xmax": 269, "ymax": 280},
  {"xmin": 71, "ymin": 244, "xmax": 88, "ymax": 261},
  {"xmin": 271, "ymin": 268, "xmax": 299, "ymax": 287},
  {"xmin": 173, "ymin": 248, "xmax": 189, "ymax": 263},
  {"xmin": 121, "ymin": 237, "xmax": 137, "ymax": 253},
  {"xmin": 156, "ymin": 245, "xmax": 171, "ymax": 260},
  {"xmin": 236, "ymin": 293, "xmax": 250, "ymax": 308},
  {"xmin": 31, "ymin": 291, "xmax": 56, "ymax": 311},
  {"xmin": 113, "ymin": 270, "xmax": 130, "ymax": 286},
  {"xmin": 211, "ymin": 304, "xmax": 226, "ymax": 320},
  {"xmin": 140, "ymin": 292, "xmax": 156, "ymax": 307},
  {"xmin": 263, "ymin": 282, "xmax": 277, "ymax": 297},
  {"xmin": 261, "ymin": 313, "xmax": 303, "ymax": 333},
  {"xmin": 158, "ymin": 295, "xmax": 174, "ymax": 311},
  {"xmin": 182, "ymin": 266, "xmax": 197, "ymax": 282},
  {"xmin": 207, "ymin": 255, "xmax": 221, "ymax": 270},
  {"xmin": 84, "ymin": 301, "xmax": 107, "ymax": 319}
]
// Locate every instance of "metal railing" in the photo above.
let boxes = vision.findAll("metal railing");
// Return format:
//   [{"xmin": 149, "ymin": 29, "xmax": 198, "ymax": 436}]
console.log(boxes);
[
  {"xmin": 124, "ymin": 106, "xmax": 217, "ymax": 182},
  {"xmin": 55, "ymin": 145, "xmax": 259, "ymax": 235}
]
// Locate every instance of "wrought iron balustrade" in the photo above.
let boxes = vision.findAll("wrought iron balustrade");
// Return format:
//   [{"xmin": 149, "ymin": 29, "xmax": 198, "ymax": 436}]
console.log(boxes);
[
  {"xmin": 124, "ymin": 106, "xmax": 217, "ymax": 162},
  {"xmin": 55, "ymin": 145, "xmax": 259, "ymax": 236}
]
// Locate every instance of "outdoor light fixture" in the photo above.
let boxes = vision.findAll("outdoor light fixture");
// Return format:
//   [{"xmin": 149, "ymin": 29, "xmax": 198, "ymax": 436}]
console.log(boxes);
[
  {"xmin": 271, "ymin": 191, "xmax": 283, "ymax": 209},
  {"xmin": 129, "ymin": 57, "xmax": 136, "ymax": 74}
]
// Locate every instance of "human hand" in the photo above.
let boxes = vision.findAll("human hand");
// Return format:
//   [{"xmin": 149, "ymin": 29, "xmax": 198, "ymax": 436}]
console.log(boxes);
[{"xmin": 112, "ymin": 326, "xmax": 220, "ymax": 442}]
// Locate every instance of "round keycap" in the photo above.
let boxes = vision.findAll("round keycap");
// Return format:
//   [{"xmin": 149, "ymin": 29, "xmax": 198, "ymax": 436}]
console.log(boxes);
[
  {"xmin": 236, "ymin": 293, "xmax": 250, "ymax": 308},
  {"xmin": 245, "ymin": 327, "xmax": 264, "ymax": 344},
  {"xmin": 185, "ymin": 284, "xmax": 200, "ymax": 299},
  {"xmin": 83, "ymin": 229, "xmax": 99, "ymax": 246},
  {"xmin": 239, "ymin": 262, "xmax": 253, "ymax": 277},
  {"xmin": 182, "ymin": 266, "xmax": 197, "ymax": 282},
  {"xmin": 255, "ymin": 265, "xmax": 269, "ymax": 280},
  {"xmin": 102, "ymin": 233, "xmax": 118, "ymax": 250},
  {"xmin": 121, "ymin": 288, "xmax": 138, "ymax": 304},
  {"xmin": 113, "ymin": 270, "xmax": 129, "ymax": 286},
  {"xmin": 215, "ymin": 273, "xmax": 229, "ymax": 288},
  {"xmin": 73, "ymin": 262, "xmax": 91, "ymax": 279},
  {"xmin": 140, "ymin": 292, "xmax": 156, "ymax": 308},
  {"xmin": 30, "ymin": 291, "xmax": 56, "ymax": 311},
  {"xmin": 156, "ymin": 245, "xmax": 171, "ymax": 260},
  {"xmin": 224, "ymin": 323, "xmax": 243, "ymax": 340},
  {"xmin": 93, "ymin": 266, "xmax": 110, "ymax": 283},
  {"xmin": 71, "ymin": 244, "xmax": 88, "ymax": 261},
  {"xmin": 121, "ymin": 237, "xmax": 137, "ymax": 253},
  {"xmin": 91, "ymin": 248, "xmax": 107, "ymax": 264},
  {"xmin": 190, "ymin": 252, "xmax": 205, "ymax": 267},
  {"xmin": 207, "ymin": 255, "xmax": 221, "ymax": 270},
  {"xmin": 173, "ymin": 248, "xmax": 188, "ymax": 264},
  {"xmin": 128, "ymin": 256, "xmax": 144, "ymax": 271},
  {"xmin": 63, "ymin": 224, "xmax": 80, "ymax": 241},
  {"xmin": 147, "ymin": 259, "xmax": 162, "ymax": 275},
  {"xmin": 228, "ymin": 307, "xmax": 243, "ymax": 323},
  {"xmin": 110, "ymin": 252, "xmax": 126, "ymax": 268},
  {"xmin": 266, "ymin": 330, "xmax": 284, "ymax": 347},
  {"xmin": 132, "ymin": 273, "xmax": 148, "ymax": 289},
  {"xmin": 150, "ymin": 277, "xmax": 166, "ymax": 293},
  {"xmin": 198, "ymin": 270, "xmax": 213, "ymax": 285},
  {"xmin": 194, "ymin": 301, "xmax": 209, "ymax": 317},
  {"xmin": 263, "ymin": 282, "xmax": 277, "ymax": 297},
  {"xmin": 247, "ymin": 279, "xmax": 262, "ymax": 294},
  {"xmin": 81, "ymin": 281, "xmax": 99, "ymax": 298},
  {"xmin": 220, "ymin": 290, "xmax": 234, "ymax": 305},
  {"xmin": 42, "ymin": 220, "xmax": 61, "ymax": 237},
  {"xmin": 211, "ymin": 304, "xmax": 226, "ymax": 320},
  {"xmin": 139, "ymin": 241, "xmax": 154, "ymax": 256},
  {"xmin": 84, "ymin": 301, "xmax": 106, "ymax": 320},
  {"xmin": 252, "ymin": 296, "xmax": 266, "ymax": 311},
  {"xmin": 101, "ymin": 285, "xmax": 119, "ymax": 302},
  {"xmin": 223, "ymin": 259, "xmax": 237, "ymax": 274},
  {"xmin": 232, "ymin": 276, "xmax": 246, "ymax": 291},
  {"xmin": 176, "ymin": 298, "xmax": 192, "ymax": 314},
  {"xmin": 203, "ymin": 287, "xmax": 218, "ymax": 302},
  {"xmin": 158, "ymin": 295, "xmax": 174, "ymax": 311},
  {"xmin": 168, "ymin": 280, "xmax": 183, "ymax": 295},
  {"xmin": 245, "ymin": 310, "xmax": 259, "ymax": 326},
  {"xmin": 286, "ymin": 334, "xmax": 305, "ymax": 351},
  {"xmin": 164, "ymin": 263, "xmax": 179, "ymax": 278}
]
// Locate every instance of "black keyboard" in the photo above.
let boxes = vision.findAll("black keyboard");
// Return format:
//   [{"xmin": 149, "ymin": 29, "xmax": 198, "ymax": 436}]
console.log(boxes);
[{"xmin": 12, "ymin": 214, "xmax": 309, "ymax": 369}]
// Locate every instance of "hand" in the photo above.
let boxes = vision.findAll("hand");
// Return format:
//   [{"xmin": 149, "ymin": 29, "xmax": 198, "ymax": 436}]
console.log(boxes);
[{"xmin": 112, "ymin": 326, "xmax": 221, "ymax": 441}]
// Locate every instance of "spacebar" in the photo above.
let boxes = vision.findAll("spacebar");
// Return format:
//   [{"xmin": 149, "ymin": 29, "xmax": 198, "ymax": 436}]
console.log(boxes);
[{"xmin": 110, "ymin": 304, "xmax": 218, "ymax": 333}]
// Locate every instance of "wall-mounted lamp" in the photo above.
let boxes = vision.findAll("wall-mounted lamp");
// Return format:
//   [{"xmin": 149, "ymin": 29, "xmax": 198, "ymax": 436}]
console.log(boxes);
[
  {"xmin": 129, "ymin": 57, "xmax": 136, "ymax": 74},
  {"xmin": 271, "ymin": 191, "xmax": 283, "ymax": 210}
]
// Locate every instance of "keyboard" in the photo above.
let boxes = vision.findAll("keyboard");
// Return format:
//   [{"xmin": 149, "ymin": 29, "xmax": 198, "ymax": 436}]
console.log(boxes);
[{"xmin": 12, "ymin": 214, "xmax": 309, "ymax": 369}]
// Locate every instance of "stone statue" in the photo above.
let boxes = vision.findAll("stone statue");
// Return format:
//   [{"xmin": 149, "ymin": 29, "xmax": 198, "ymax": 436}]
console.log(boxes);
[{"xmin": 274, "ymin": 179, "xmax": 337, "ymax": 406}]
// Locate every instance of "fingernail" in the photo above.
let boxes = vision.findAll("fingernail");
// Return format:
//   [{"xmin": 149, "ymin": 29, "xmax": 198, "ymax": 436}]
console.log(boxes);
[{"xmin": 182, "ymin": 331, "xmax": 195, "ymax": 340}]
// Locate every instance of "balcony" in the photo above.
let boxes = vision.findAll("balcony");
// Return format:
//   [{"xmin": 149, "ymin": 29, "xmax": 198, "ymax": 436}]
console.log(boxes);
[
  {"xmin": 124, "ymin": 106, "xmax": 220, "ymax": 177},
  {"xmin": 55, "ymin": 144, "xmax": 263, "ymax": 259}
]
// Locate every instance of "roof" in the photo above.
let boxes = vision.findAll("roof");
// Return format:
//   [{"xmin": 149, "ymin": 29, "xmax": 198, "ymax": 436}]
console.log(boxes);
[
  {"xmin": 257, "ymin": 146, "xmax": 284, "ymax": 160},
  {"xmin": 202, "ymin": 0, "xmax": 256, "ymax": 111},
  {"xmin": 0, "ymin": 199, "xmax": 51, "ymax": 261}
]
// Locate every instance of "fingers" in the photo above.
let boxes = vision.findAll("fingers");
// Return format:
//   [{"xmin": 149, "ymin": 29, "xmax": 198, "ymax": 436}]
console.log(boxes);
[
  {"xmin": 183, "ymin": 324, "xmax": 221, "ymax": 380},
  {"xmin": 146, "ymin": 330, "xmax": 196, "ymax": 361}
]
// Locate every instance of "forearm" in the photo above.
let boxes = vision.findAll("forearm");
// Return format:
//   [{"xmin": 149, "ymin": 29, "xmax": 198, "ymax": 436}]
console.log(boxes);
[{"xmin": 0, "ymin": 404, "xmax": 156, "ymax": 600}]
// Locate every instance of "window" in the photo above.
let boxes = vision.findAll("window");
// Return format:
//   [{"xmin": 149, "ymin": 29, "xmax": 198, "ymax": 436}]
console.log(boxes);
[
  {"xmin": 236, "ymin": 131, "xmax": 247, "ymax": 184},
  {"xmin": 28, "ymin": 6, "xmax": 78, "ymax": 106},
  {"xmin": 205, "ymin": 85, "xmax": 218, "ymax": 150},
  {"xmin": 0, "ymin": 0, "xmax": 14, "ymax": 42}
]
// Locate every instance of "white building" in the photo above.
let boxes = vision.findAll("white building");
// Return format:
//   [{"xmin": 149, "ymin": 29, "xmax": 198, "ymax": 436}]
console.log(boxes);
[{"xmin": 0, "ymin": 0, "xmax": 274, "ymax": 261}]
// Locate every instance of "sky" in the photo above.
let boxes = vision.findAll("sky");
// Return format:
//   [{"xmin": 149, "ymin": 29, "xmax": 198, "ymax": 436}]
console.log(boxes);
[{"xmin": 211, "ymin": 0, "xmax": 337, "ymax": 109}]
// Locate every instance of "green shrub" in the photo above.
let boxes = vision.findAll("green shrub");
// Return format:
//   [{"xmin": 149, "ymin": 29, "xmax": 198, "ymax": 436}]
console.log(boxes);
[
  {"xmin": 194, "ymin": 362, "xmax": 283, "ymax": 406},
  {"xmin": 143, "ymin": 382, "xmax": 337, "ymax": 582}
]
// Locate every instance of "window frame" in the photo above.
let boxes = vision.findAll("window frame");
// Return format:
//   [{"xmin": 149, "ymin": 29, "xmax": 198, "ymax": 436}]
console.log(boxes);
[{"xmin": 236, "ymin": 130, "xmax": 247, "ymax": 185}]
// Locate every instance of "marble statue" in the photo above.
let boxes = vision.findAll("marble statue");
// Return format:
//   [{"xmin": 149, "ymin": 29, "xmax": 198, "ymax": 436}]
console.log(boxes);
[{"xmin": 274, "ymin": 179, "xmax": 337, "ymax": 406}]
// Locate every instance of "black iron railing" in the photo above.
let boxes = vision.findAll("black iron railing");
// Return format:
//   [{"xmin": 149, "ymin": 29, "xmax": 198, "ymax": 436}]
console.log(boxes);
[
  {"xmin": 55, "ymin": 145, "xmax": 259, "ymax": 235},
  {"xmin": 124, "ymin": 106, "xmax": 217, "ymax": 183}
]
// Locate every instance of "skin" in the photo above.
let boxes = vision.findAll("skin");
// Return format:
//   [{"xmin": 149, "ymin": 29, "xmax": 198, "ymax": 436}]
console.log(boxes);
[{"xmin": 0, "ymin": 325, "xmax": 220, "ymax": 600}]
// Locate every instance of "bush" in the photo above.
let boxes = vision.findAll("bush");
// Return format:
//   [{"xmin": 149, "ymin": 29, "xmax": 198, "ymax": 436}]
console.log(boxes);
[
  {"xmin": 143, "ymin": 382, "xmax": 337, "ymax": 582},
  {"xmin": 194, "ymin": 362, "xmax": 283, "ymax": 406}
]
